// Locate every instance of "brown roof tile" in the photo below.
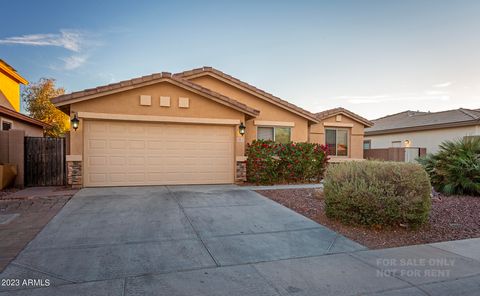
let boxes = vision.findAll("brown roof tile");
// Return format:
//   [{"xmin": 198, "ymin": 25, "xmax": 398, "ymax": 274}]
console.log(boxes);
[
  {"xmin": 365, "ymin": 108, "xmax": 480, "ymax": 135},
  {"xmin": 0, "ymin": 105, "xmax": 49, "ymax": 128},
  {"xmin": 175, "ymin": 67, "xmax": 319, "ymax": 123},
  {"xmin": 51, "ymin": 72, "xmax": 260, "ymax": 117}
]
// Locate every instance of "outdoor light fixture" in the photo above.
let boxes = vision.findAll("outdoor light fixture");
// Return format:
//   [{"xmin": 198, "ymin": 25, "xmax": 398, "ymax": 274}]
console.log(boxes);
[
  {"xmin": 71, "ymin": 113, "xmax": 80, "ymax": 131},
  {"xmin": 404, "ymin": 139, "xmax": 411, "ymax": 147},
  {"xmin": 239, "ymin": 122, "xmax": 246, "ymax": 136}
]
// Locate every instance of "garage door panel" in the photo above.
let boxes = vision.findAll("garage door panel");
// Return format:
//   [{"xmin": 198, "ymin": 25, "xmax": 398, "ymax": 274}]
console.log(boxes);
[{"xmin": 84, "ymin": 120, "xmax": 234, "ymax": 187}]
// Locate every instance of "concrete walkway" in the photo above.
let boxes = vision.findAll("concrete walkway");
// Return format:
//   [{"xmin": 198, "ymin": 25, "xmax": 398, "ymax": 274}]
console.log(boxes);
[{"xmin": 0, "ymin": 185, "xmax": 479, "ymax": 295}]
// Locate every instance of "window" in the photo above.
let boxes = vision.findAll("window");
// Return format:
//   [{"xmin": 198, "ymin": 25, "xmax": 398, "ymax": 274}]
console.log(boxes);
[
  {"xmin": 363, "ymin": 140, "xmax": 371, "ymax": 150},
  {"xmin": 257, "ymin": 126, "xmax": 291, "ymax": 144},
  {"xmin": 325, "ymin": 128, "xmax": 348, "ymax": 156},
  {"xmin": 1, "ymin": 120, "xmax": 12, "ymax": 131}
]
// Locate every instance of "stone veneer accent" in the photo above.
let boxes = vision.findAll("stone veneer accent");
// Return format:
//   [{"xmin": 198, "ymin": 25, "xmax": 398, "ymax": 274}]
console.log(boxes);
[
  {"xmin": 67, "ymin": 161, "xmax": 82, "ymax": 188},
  {"xmin": 236, "ymin": 161, "xmax": 247, "ymax": 182}
]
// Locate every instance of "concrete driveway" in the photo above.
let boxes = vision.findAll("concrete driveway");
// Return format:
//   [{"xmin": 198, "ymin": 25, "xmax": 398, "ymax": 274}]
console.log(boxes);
[{"xmin": 1, "ymin": 186, "xmax": 479, "ymax": 295}]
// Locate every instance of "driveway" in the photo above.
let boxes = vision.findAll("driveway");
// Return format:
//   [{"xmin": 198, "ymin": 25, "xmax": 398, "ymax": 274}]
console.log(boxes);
[{"xmin": 1, "ymin": 186, "xmax": 479, "ymax": 295}]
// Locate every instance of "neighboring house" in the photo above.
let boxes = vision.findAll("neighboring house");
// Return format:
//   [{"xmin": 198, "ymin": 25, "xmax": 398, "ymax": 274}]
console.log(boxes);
[
  {"xmin": 0, "ymin": 59, "xmax": 47, "ymax": 136},
  {"xmin": 364, "ymin": 108, "xmax": 480, "ymax": 154},
  {"xmin": 52, "ymin": 67, "xmax": 369, "ymax": 187}
]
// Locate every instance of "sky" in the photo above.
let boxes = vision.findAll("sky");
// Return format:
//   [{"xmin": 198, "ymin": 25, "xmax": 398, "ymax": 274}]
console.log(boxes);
[{"xmin": 1, "ymin": 0, "xmax": 480, "ymax": 119}]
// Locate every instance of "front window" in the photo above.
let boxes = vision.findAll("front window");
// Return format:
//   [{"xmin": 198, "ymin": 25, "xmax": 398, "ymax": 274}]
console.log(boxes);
[
  {"xmin": 1, "ymin": 120, "xmax": 12, "ymax": 131},
  {"xmin": 257, "ymin": 126, "xmax": 291, "ymax": 144},
  {"xmin": 325, "ymin": 128, "xmax": 348, "ymax": 156},
  {"xmin": 363, "ymin": 140, "xmax": 371, "ymax": 150}
]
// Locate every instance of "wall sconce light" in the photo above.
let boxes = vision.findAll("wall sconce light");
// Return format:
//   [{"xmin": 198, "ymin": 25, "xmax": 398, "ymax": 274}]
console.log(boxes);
[
  {"xmin": 239, "ymin": 122, "xmax": 246, "ymax": 136},
  {"xmin": 71, "ymin": 113, "xmax": 80, "ymax": 131},
  {"xmin": 404, "ymin": 139, "xmax": 411, "ymax": 147}
]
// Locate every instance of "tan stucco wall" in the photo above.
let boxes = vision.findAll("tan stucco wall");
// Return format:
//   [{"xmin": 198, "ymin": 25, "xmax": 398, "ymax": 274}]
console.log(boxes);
[
  {"xmin": 68, "ymin": 81, "xmax": 246, "ymax": 157},
  {"xmin": 365, "ymin": 125, "xmax": 480, "ymax": 154},
  {"xmin": 0, "ymin": 116, "xmax": 44, "ymax": 137},
  {"xmin": 309, "ymin": 115, "xmax": 365, "ymax": 159},
  {"xmin": 187, "ymin": 75, "xmax": 310, "ymax": 144}
]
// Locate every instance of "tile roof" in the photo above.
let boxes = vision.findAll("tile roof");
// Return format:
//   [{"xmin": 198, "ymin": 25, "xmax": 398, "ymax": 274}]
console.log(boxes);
[
  {"xmin": 175, "ymin": 67, "xmax": 319, "ymax": 123},
  {"xmin": 315, "ymin": 107, "xmax": 373, "ymax": 127},
  {"xmin": 51, "ymin": 72, "xmax": 260, "ymax": 117},
  {"xmin": 0, "ymin": 105, "xmax": 49, "ymax": 128},
  {"xmin": 365, "ymin": 108, "xmax": 480, "ymax": 135}
]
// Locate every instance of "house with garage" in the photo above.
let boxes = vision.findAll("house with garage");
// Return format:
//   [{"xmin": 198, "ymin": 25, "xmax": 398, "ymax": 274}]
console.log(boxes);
[
  {"xmin": 52, "ymin": 67, "xmax": 371, "ymax": 187},
  {"xmin": 364, "ymin": 108, "xmax": 480, "ymax": 154}
]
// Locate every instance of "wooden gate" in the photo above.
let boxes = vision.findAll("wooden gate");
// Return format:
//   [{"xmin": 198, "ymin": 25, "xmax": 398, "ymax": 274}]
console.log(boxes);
[{"xmin": 24, "ymin": 137, "xmax": 66, "ymax": 186}]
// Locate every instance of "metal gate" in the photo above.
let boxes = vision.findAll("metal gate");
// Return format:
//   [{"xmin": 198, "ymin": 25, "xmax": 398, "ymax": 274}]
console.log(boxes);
[{"xmin": 24, "ymin": 137, "xmax": 66, "ymax": 186}]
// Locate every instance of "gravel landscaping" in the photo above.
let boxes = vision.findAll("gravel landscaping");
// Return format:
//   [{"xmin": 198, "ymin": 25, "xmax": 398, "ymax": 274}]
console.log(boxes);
[{"xmin": 256, "ymin": 188, "xmax": 480, "ymax": 249}]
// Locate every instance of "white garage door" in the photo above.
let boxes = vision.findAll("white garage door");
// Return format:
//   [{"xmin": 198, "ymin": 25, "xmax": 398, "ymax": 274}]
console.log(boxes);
[{"xmin": 83, "ymin": 120, "xmax": 235, "ymax": 187}]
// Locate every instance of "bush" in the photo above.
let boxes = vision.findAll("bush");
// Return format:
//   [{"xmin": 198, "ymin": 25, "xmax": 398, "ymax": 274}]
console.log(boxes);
[
  {"xmin": 324, "ymin": 161, "xmax": 431, "ymax": 228},
  {"xmin": 418, "ymin": 137, "xmax": 480, "ymax": 196},
  {"xmin": 246, "ymin": 140, "xmax": 328, "ymax": 184}
]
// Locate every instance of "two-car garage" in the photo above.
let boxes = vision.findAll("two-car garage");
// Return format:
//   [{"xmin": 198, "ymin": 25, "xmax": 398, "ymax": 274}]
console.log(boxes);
[{"xmin": 83, "ymin": 120, "xmax": 235, "ymax": 187}]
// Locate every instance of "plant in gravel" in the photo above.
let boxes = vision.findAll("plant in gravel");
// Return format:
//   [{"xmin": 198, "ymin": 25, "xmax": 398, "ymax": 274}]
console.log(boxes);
[
  {"xmin": 323, "ymin": 161, "xmax": 431, "ymax": 228},
  {"xmin": 246, "ymin": 140, "xmax": 328, "ymax": 185},
  {"xmin": 418, "ymin": 137, "xmax": 480, "ymax": 196}
]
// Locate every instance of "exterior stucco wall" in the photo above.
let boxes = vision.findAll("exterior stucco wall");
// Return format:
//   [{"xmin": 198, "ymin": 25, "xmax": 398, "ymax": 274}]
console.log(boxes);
[
  {"xmin": 0, "ymin": 71, "xmax": 21, "ymax": 111},
  {"xmin": 188, "ymin": 75, "xmax": 310, "ymax": 144},
  {"xmin": 309, "ymin": 115, "xmax": 366, "ymax": 159},
  {"xmin": 68, "ymin": 81, "xmax": 246, "ymax": 158},
  {"xmin": 365, "ymin": 125, "xmax": 480, "ymax": 154},
  {"xmin": 0, "ymin": 115, "xmax": 44, "ymax": 137}
]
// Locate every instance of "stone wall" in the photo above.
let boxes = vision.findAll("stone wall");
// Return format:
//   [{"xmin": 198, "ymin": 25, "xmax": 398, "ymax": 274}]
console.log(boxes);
[
  {"xmin": 67, "ymin": 161, "xmax": 82, "ymax": 188},
  {"xmin": 236, "ymin": 161, "xmax": 246, "ymax": 182}
]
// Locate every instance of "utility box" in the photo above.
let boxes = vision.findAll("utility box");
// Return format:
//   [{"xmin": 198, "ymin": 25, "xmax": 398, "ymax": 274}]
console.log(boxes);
[{"xmin": 0, "ymin": 164, "xmax": 17, "ymax": 189}]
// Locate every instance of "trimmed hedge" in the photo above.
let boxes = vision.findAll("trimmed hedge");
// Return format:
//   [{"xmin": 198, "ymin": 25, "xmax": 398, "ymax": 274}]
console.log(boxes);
[
  {"xmin": 246, "ymin": 140, "xmax": 328, "ymax": 184},
  {"xmin": 324, "ymin": 161, "xmax": 431, "ymax": 228},
  {"xmin": 418, "ymin": 137, "xmax": 480, "ymax": 196}
]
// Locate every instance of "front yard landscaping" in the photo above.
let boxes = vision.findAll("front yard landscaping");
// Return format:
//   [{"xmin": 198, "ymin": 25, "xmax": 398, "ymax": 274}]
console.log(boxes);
[{"xmin": 257, "ymin": 188, "xmax": 480, "ymax": 249}]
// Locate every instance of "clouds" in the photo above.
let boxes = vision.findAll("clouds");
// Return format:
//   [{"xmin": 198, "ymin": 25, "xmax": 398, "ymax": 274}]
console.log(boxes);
[
  {"xmin": 61, "ymin": 55, "xmax": 89, "ymax": 70},
  {"xmin": 432, "ymin": 81, "xmax": 452, "ymax": 88},
  {"xmin": 0, "ymin": 29, "xmax": 93, "ymax": 70}
]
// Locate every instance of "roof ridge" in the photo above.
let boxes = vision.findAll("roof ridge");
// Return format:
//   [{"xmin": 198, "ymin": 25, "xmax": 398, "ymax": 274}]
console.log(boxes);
[
  {"xmin": 372, "ymin": 110, "xmax": 415, "ymax": 121},
  {"xmin": 458, "ymin": 108, "xmax": 480, "ymax": 120},
  {"xmin": 315, "ymin": 107, "xmax": 373, "ymax": 127},
  {"xmin": 175, "ymin": 67, "xmax": 319, "ymax": 122},
  {"xmin": 51, "ymin": 72, "xmax": 260, "ymax": 117}
]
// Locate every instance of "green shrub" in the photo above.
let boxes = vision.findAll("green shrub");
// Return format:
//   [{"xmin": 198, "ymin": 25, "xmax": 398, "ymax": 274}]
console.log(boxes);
[
  {"xmin": 246, "ymin": 140, "xmax": 328, "ymax": 184},
  {"xmin": 324, "ymin": 161, "xmax": 431, "ymax": 228},
  {"xmin": 418, "ymin": 137, "xmax": 480, "ymax": 196}
]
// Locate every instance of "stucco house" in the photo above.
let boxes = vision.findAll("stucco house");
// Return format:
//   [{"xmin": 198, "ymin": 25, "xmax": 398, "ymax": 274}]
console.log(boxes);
[
  {"xmin": 0, "ymin": 59, "xmax": 47, "ymax": 136},
  {"xmin": 364, "ymin": 108, "xmax": 480, "ymax": 154},
  {"xmin": 52, "ymin": 67, "xmax": 371, "ymax": 187}
]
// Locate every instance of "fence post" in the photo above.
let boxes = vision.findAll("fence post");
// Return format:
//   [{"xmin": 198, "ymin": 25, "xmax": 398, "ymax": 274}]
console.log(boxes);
[{"xmin": 8, "ymin": 130, "xmax": 25, "ymax": 187}]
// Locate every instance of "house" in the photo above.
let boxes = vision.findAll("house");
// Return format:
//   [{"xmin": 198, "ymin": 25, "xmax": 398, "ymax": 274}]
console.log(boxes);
[
  {"xmin": 0, "ymin": 59, "xmax": 47, "ymax": 136},
  {"xmin": 310, "ymin": 107, "xmax": 373, "ymax": 161},
  {"xmin": 52, "ymin": 67, "xmax": 370, "ymax": 187},
  {"xmin": 364, "ymin": 108, "xmax": 480, "ymax": 154}
]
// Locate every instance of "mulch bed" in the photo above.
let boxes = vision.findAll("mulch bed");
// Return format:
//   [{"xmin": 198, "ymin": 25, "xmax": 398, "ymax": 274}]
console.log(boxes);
[{"xmin": 256, "ymin": 188, "xmax": 480, "ymax": 249}]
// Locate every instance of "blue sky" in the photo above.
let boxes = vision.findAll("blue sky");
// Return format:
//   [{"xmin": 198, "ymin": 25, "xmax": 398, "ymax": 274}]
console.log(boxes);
[{"xmin": 1, "ymin": 0, "xmax": 480, "ymax": 119}]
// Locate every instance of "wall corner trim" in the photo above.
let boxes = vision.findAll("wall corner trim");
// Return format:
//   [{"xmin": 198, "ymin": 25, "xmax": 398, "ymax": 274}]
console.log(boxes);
[{"xmin": 66, "ymin": 155, "xmax": 82, "ymax": 162}]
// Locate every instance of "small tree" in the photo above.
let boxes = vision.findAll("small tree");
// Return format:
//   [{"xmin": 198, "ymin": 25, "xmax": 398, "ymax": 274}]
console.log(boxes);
[{"xmin": 22, "ymin": 78, "xmax": 69, "ymax": 137}]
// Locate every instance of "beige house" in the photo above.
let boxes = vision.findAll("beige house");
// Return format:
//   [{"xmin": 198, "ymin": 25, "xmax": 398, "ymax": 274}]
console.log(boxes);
[
  {"xmin": 52, "ymin": 67, "xmax": 371, "ymax": 187},
  {"xmin": 364, "ymin": 108, "xmax": 480, "ymax": 154},
  {"xmin": 0, "ymin": 59, "xmax": 46, "ymax": 136}
]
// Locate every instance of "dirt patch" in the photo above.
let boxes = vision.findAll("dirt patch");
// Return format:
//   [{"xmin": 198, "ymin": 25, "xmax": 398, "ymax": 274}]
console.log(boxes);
[
  {"xmin": 256, "ymin": 188, "xmax": 480, "ymax": 249},
  {"xmin": 0, "ymin": 187, "xmax": 78, "ymax": 272}
]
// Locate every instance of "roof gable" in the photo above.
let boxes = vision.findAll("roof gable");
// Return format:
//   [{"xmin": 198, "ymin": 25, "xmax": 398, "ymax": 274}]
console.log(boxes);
[
  {"xmin": 175, "ymin": 67, "xmax": 319, "ymax": 123},
  {"xmin": 51, "ymin": 73, "xmax": 259, "ymax": 117},
  {"xmin": 315, "ymin": 107, "xmax": 373, "ymax": 127}
]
